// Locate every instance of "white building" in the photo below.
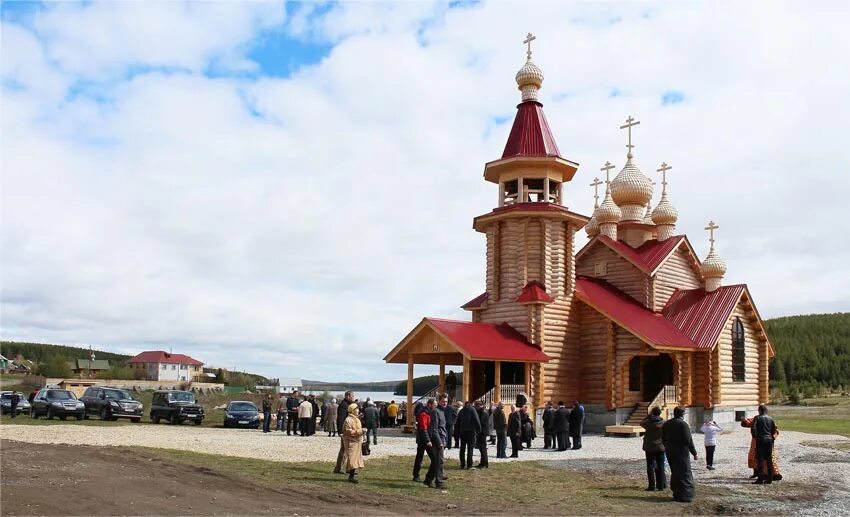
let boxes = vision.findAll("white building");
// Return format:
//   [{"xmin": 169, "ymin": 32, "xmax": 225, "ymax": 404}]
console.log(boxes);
[{"xmin": 128, "ymin": 351, "xmax": 204, "ymax": 382}]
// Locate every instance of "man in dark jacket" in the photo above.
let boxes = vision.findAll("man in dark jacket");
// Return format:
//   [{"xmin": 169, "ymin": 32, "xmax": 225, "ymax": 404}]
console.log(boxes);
[
  {"xmin": 542, "ymin": 402, "xmax": 555, "ymax": 449},
  {"xmin": 333, "ymin": 391, "xmax": 355, "ymax": 474},
  {"xmin": 751, "ymin": 404, "xmax": 778, "ymax": 484},
  {"xmin": 507, "ymin": 405, "xmax": 522, "ymax": 458},
  {"xmin": 424, "ymin": 399, "xmax": 446, "ymax": 489},
  {"xmin": 640, "ymin": 406, "xmax": 666, "ymax": 491},
  {"xmin": 521, "ymin": 406, "xmax": 535, "ymax": 449},
  {"xmin": 455, "ymin": 400, "xmax": 481, "ymax": 469},
  {"xmin": 286, "ymin": 391, "xmax": 300, "ymax": 435},
  {"xmin": 662, "ymin": 406, "xmax": 697, "ymax": 503},
  {"xmin": 363, "ymin": 401, "xmax": 379, "ymax": 445},
  {"xmin": 569, "ymin": 401, "xmax": 585, "ymax": 450},
  {"xmin": 492, "ymin": 402, "xmax": 508, "ymax": 458},
  {"xmin": 261, "ymin": 394, "xmax": 273, "ymax": 433},
  {"xmin": 10, "ymin": 392, "xmax": 20, "ymax": 418},
  {"xmin": 474, "ymin": 401, "xmax": 490, "ymax": 468},
  {"xmin": 554, "ymin": 401, "xmax": 570, "ymax": 451},
  {"xmin": 308, "ymin": 395, "xmax": 319, "ymax": 436},
  {"xmin": 440, "ymin": 400, "xmax": 459, "ymax": 449}
]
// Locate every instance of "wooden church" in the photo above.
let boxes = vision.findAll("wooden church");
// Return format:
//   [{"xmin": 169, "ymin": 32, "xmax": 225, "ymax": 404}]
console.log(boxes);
[{"xmin": 385, "ymin": 36, "xmax": 774, "ymax": 432}]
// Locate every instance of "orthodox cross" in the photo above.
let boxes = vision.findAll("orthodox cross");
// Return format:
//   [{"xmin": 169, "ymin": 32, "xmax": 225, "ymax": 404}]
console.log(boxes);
[
  {"xmin": 705, "ymin": 220, "xmax": 720, "ymax": 249},
  {"xmin": 523, "ymin": 32, "xmax": 536, "ymax": 61},
  {"xmin": 590, "ymin": 177, "xmax": 603, "ymax": 208},
  {"xmin": 600, "ymin": 161, "xmax": 616, "ymax": 190},
  {"xmin": 619, "ymin": 115, "xmax": 641, "ymax": 154},
  {"xmin": 656, "ymin": 162, "xmax": 672, "ymax": 193}
]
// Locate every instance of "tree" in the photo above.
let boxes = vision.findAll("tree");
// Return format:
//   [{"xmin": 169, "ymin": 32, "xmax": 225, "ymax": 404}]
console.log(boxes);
[{"xmin": 38, "ymin": 354, "xmax": 71, "ymax": 378}]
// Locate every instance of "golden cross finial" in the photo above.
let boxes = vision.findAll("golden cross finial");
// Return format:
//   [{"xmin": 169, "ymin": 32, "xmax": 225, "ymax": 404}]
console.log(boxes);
[
  {"xmin": 523, "ymin": 32, "xmax": 536, "ymax": 61},
  {"xmin": 600, "ymin": 161, "xmax": 616, "ymax": 192},
  {"xmin": 590, "ymin": 177, "xmax": 603, "ymax": 208},
  {"xmin": 705, "ymin": 220, "xmax": 720, "ymax": 249},
  {"xmin": 619, "ymin": 115, "xmax": 641, "ymax": 156},
  {"xmin": 656, "ymin": 162, "xmax": 672, "ymax": 194}
]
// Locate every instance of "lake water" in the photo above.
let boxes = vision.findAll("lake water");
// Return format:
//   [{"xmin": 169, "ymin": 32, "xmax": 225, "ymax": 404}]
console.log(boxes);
[{"xmin": 302, "ymin": 390, "xmax": 400, "ymax": 403}]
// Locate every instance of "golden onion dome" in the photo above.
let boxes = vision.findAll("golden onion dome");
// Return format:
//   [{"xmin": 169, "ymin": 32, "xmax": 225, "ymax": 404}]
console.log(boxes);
[
  {"xmin": 700, "ymin": 248, "xmax": 727, "ymax": 279},
  {"xmin": 651, "ymin": 192, "xmax": 679, "ymax": 225},
  {"xmin": 611, "ymin": 155, "xmax": 653, "ymax": 207},
  {"xmin": 516, "ymin": 59, "xmax": 544, "ymax": 102},
  {"xmin": 596, "ymin": 190, "xmax": 622, "ymax": 224},
  {"xmin": 585, "ymin": 210, "xmax": 600, "ymax": 237}
]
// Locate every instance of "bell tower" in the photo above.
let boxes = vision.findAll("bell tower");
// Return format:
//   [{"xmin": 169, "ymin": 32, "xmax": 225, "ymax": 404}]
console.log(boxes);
[{"xmin": 465, "ymin": 35, "xmax": 589, "ymax": 405}]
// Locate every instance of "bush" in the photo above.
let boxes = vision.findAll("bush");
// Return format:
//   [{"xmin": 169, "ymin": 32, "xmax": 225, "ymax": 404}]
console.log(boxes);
[
  {"xmin": 37, "ymin": 354, "xmax": 71, "ymax": 378},
  {"xmin": 788, "ymin": 391, "xmax": 801, "ymax": 405}
]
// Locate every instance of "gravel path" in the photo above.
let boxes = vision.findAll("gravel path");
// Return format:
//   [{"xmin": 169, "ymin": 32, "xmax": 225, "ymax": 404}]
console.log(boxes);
[{"xmin": 3, "ymin": 423, "xmax": 848, "ymax": 513}]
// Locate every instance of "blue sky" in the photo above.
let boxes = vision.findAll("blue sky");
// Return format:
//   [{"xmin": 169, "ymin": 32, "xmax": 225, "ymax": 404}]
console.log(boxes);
[{"xmin": 2, "ymin": 1, "xmax": 849, "ymax": 382}]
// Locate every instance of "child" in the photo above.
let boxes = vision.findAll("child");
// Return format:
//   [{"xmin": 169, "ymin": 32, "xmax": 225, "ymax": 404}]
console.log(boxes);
[{"xmin": 701, "ymin": 420, "xmax": 722, "ymax": 470}]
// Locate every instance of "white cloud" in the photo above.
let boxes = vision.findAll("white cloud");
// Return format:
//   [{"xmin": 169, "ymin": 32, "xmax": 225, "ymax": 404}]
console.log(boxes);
[{"xmin": 2, "ymin": 1, "xmax": 849, "ymax": 382}]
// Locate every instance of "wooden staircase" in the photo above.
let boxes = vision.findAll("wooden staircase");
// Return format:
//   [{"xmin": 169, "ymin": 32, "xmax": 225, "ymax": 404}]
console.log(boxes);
[{"xmin": 605, "ymin": 385, "xmax": 678, "ymax": 437}]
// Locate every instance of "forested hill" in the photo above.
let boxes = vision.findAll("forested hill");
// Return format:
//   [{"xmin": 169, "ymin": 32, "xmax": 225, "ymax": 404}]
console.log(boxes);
[
  {"xmin": 1, "ymin": 341, "xmax": 131, "ymax": 364},
  {"xmin": 766, "ymin": 312, "xmax": 850, "ymax": 394}
]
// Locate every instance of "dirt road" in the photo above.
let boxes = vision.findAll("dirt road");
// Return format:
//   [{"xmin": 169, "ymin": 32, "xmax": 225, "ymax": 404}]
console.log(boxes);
[{"xmin": 0, "ymin": 441, "xmax": 419, "ymax": 516}]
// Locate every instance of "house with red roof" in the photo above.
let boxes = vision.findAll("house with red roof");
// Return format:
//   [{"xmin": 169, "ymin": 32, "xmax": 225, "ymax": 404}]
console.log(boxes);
[
  {"xmin": 385, "ymin": 37, "xmax": 772, "ymax": 432},
  {"xmin": 127, "ymin": 351, "xmax": 204, "ymax": 382}
]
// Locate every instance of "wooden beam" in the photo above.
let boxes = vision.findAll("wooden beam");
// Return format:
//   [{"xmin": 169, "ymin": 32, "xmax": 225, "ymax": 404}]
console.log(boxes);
[
  {"xmin": 524, "ymin": 362, "xmax": 531, "ymax": 395},
  {"xmin": 439, "ymin": 357, "xmax": 446, "ymax": 395},
  {"xmin": 462, "ymin": 356, "xmax": 471, "ymax": 402},
  {"xmin": 494, "ymin": 360, "xmax": 502, "ymax": 403},
  {"xmin": 407, "ymin": 354, "xmax": 414, "ymax": 426}
]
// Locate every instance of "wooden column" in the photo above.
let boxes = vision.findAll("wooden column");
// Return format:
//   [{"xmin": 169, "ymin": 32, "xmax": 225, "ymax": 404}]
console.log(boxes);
[
  {"xmin": 518, "ymin": 177, "xmax": 524, "ymax": 202},
  {"xmin": 462, "ymin": 356, "xmax": 470, "ymax": 402},
  {"xmin": 494, "ymin": 360, "xmax": 502, "ymax": 403},
  {"xmin": 407, "ymin": 354, "xmax": 414, "ymax": 427},
  {"xmin": 543, "ymin": 177, "xmax": 550, "ymax": 202},
  {"xmin": 498, "ymin": 182, "xmax": 505, "ymax": 207},
  {"xmin": 438, "ymin": 357, "xmax": 446, "ymax": 395},
  {"xmin": 524, "ymin": 362, "xmax": 531, "ymax": 395}
]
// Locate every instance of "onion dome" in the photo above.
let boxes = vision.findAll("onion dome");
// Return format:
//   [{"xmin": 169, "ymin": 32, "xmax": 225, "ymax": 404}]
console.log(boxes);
[
  {"xmin": 651, "ymin": 192, "xmax": 679, "ymax": 225},
  {"xmin": 596, "ymin": 190, "xmax": 622, "ymax": 224},
  {"xmin": 585, "ymin": 210, "xmax": 600, "ymax": 237},
  {"xmin": 611, "ymin": 155, "xmax": 653, "ymax": 209},
  {"xmin": 700, "ymin": 247, "xmax": 727, "ymax": 279},
  {"xmin": 516, "ymin": 59, "xmax": 544, "ymax": 102},
  {"xmin": 643, "ymin": 204, "xmax": 654, "ymax": 225}
]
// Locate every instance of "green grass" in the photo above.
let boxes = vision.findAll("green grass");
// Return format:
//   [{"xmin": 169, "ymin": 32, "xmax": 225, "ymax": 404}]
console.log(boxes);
[
  {"xmin": 771, "ymin": 418, "xmax": 850, "ymax": 437},
  {"xmin": 770, "ymin": 396, "xmax": 850, "ymax": 437}
]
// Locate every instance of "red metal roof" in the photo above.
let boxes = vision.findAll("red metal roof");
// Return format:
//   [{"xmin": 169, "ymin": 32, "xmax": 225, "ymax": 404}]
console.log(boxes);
[
  {"xmin": 502, "ymin": 101, "xmax": 561, "ymax": 159},
  {"xmin": 663, "ymin": 285, "xmax": 746, "ymax": 349},
  {"xmin": 516, "ymin": 281, "xmax": 554, "ymax": 304},
  {"xmin": 128, "ymin": 351, "xmax": 203, "ymax": 366},
  {"xmin": 587, "ymin": 235, "xmax": 687, "ymax": 274},
  {"xmin": 575, "ymin": 277, "xmax": 699, "ymax": 349},
  {"xmin": 461, "ymin": 292, "xmax": 489, "ymax": 310},
  {"xmin": 426, "ymin": 318, "xmax": 550, "ymax": 362}
]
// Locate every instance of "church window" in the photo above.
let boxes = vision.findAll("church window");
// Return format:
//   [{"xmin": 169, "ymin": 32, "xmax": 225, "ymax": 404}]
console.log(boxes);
[
  {"xmin": 732, "ymin": 317, "xmax": 746, "ymax": 382},
  {"xmin": 526, "ymin": 178, "xmax": 545, "ymax": 202},
  {"xmin": 594, "ymin": 261, "xmax": 607, "ymax": 277},
  {"xmin": 628, "ymin": 357, "xmax": 640, "ymax": 392}
]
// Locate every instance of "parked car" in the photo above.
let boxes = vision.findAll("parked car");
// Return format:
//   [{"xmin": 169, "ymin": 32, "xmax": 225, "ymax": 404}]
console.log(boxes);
[
  {"xmin": 80, "ymin": 386, "xmax": 143, "ymax": 422},
  {"xmin": 0, "ymin": 391, "xmax": 31, "ymax": 416},
  {"xmin": 30, "ymin": 389, "xmax": 85, "ymax": 420},
  {"xmin": 223, "ymin": 401, "xmax": 260, "ymax": 429},
  {"xmin": 150, "ymin": 390, "xmax": 204, "ymax": 425}
]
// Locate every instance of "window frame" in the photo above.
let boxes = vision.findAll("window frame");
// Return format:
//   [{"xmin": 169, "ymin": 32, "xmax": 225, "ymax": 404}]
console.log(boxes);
[{"xmin": 731, "ymin": 317, "xmax": 746, "ymax": 382}]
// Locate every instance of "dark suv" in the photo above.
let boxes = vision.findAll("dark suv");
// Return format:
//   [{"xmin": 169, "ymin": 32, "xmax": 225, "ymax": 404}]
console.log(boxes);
[
  {"xmin": 150, "ymin": 390, "xmax": 204, "ymax": 425},
  {"xmin": 80, "ymin": 386, "xmax": 144, "ymax": 422},
  {"xmin": 30, "ymin": 389, "xmax": 85, "ymax": 420}
]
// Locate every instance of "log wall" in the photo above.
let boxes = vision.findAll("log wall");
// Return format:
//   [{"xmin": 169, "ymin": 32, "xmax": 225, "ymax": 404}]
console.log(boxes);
[
  {"xmin": 614, "ymin": 326, "xmax": 643, "ymax": 408},
  {"xmin": 717, "ymin": 301, "xmax": 769, "ymax": 407},
  {"xmin": 575, "ymin": 245, "xmax": 649, "ymax": 306},
  {"xmin": 652, "ymin": 246, "xmax": 701, "ymax": 310},
  {"xmin": 576, "ymin": 302, "xmax": 608, "ymax": 405}
]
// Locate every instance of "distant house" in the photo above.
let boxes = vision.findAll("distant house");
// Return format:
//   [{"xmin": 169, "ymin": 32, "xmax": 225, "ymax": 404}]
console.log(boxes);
[
  {"xmin": 0, "ymin": 354, "xmax": 8, "ymax": 373},
  {"xmin": 277, "ymin": 378, "xmax": 303, "ymax": 393},
  {"xmin": 68, "ymin": 359, "xmax": 111, "ymax": 377},
  {"xmin": 127, "ymin": 351, "xmax": 203, "ymax": 382}
]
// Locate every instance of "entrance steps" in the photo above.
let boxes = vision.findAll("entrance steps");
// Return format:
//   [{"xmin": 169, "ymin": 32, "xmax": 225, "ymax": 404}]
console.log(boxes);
[{"xmin": 605, "ymin": 401, "xmax": 651, "ymax": 437}]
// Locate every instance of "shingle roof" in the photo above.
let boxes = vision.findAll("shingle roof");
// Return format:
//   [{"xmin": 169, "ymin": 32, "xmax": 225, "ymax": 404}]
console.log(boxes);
[{"xmin": 128, "ymin": 351, "xmax": 203, "ymax": 366}]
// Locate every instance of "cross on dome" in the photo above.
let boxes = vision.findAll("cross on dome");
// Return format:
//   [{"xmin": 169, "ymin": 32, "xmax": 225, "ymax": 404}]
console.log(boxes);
[
  {"xmin": 600, "ymin": 161, "xmax": 616, "ymax": 188},
  {"xmin": 523, "ymin": 32, "xmax": 536, "ymax": 61},
  {"xmin": 656, "ymin": 162, "xmax": 672, "ymax": 194},
  {"xmin": 705, "ymin": 220, "xmax": 720, "ymax": 249},
  {"xmin": 590, "ymin": 177, "xmax": 603, "ymax": 208},
  {"xmin": 619, "ymin": 115, "xmax": 641, "ymax": 157}
]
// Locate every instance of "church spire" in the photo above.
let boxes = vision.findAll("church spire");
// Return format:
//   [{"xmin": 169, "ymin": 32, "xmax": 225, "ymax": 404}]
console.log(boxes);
[
  {"xmin": 585, "ymin": 177, "xmax": 603, "ymax": 237},
  {"xmin": 700, "ymin": 220, "xmax": 727, "ymax": 292},
  {"xmin": 651, "ymin": 161, "xmax": 679, "ymax": 240}
]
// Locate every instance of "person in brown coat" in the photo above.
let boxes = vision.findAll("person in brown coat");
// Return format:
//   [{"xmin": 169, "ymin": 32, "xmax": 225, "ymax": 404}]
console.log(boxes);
[
  {"xmin": 640, "ymin": 406, "xmax": 667, "ymax": 491},
  {"xmin": 343, "ymin": 403, "xmax": 365, "ymax": 483}
]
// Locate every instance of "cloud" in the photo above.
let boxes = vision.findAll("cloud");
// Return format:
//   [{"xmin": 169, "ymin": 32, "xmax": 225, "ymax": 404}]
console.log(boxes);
[{"xmin": 2, "ymin": 1, "xmax": 849, "ymax": 382}]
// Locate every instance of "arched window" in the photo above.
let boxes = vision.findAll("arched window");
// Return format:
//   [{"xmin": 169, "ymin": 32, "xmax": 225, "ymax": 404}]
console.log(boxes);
[
  {"xmin": 732, "ymin": 317, "xmax": 746, "ymax": 382},
  {"xmin": 629, "ymin": 357, "xmax": 641, "ymax": 392}
]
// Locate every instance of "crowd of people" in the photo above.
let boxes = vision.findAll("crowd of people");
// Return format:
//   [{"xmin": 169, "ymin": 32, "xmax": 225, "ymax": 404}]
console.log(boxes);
[{"xmin": 640, "ymin": 404, "xmax": 783, "ymax": 503}]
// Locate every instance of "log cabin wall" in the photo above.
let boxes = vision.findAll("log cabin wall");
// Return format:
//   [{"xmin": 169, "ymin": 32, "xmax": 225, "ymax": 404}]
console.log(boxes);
[
  {"xmin": 576, "ymin": 302, "xmax": 609, "ymax": 405},
  {"xmin": 717, "ymin": 302, "xmax": 768, "ymax": 407},
  {"xmin": 614, "ymin": 326, "xmax": 644, "ymax": 408},
  {"xmin": 693, "ymin": 352, "xmax": 710, "ymax": 407},
  {"xmin": 575, "ymin": 245, "xmax": 649, "ymax": 306},
  {"xmin": 651, "ymin": 246, "xmax": 701, "ymax": 310}
]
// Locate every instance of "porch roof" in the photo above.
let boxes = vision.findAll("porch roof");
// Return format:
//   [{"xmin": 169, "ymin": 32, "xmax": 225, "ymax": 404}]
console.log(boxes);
[{"xmin": 384, "ymin": 317, "xmax": 551, "ymax": 364}]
